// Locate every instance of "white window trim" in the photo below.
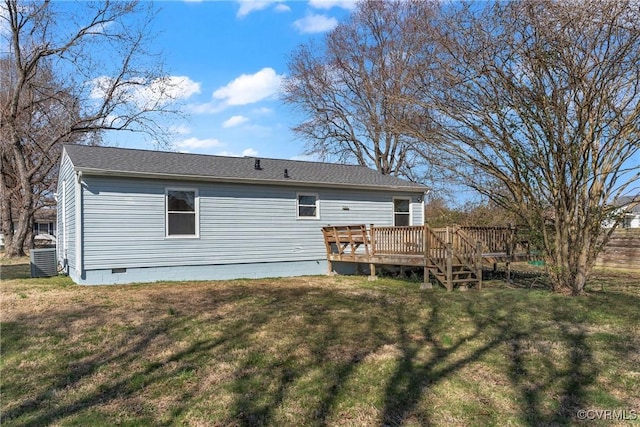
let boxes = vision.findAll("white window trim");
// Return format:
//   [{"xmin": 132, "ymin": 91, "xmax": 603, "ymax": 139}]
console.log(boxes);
[
  {"xmin": 165, "ymin": 187, "xmax": 200, "ymax": 238},
  {"xmin": 393, "ymin": 196, "xmax": 412, "ymax": 226},
  {"xmin": 297, "ymin": 192, "xmax": 320, "ymax": 220}
]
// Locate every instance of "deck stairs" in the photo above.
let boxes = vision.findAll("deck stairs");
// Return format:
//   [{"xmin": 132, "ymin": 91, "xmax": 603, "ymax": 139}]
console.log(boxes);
[{"xmin": 422, "ymin": 225, "xmax": 482, "ymax": 291}]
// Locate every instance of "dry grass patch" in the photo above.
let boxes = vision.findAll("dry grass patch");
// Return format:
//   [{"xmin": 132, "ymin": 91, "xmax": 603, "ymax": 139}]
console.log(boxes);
[{"xmin": 1, "ymin": 263, "xmax": 639, "ymax": 426}]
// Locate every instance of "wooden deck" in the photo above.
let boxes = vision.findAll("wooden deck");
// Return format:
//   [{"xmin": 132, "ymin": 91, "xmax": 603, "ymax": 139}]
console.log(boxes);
[{"xmin": 322, "ymin": 224, "xmax": 538, "ymax": 291}]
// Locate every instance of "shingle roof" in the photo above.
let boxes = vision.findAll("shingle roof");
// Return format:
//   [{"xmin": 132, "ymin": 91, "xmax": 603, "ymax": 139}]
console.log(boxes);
[
  {"xmin": 63, "ymin": 145, "xmax": 427, "ymax": 191},
  {"xmin": 617, "ymin": 196, "xmax": 640, "ymax": 213}
]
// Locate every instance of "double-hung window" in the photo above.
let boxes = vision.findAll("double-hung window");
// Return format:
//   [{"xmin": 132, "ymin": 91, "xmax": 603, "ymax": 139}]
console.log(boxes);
[
  {"xmin": 297, "ymin": 193, "xmax": 319, "ymax": 219},
  {"xmin": 166, "ymin": 188, "xmax": 198, "ymax": 237},
  {"xmin": 393, "ymin": 198, "xmax": 410, "ymax": 226}
]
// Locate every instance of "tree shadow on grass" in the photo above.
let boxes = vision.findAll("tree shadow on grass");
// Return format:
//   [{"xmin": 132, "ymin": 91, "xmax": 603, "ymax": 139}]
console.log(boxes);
[
  {"xmin": 2, "ymin": 278, "xmax": 639, "ymax": 426},
  {"xmin": 380, "ymin": 299, "xmax": 515, "ymax": 425},
  {"xmin": 379, "ymin": 284, "xmax": 640, "ymax": 426}
]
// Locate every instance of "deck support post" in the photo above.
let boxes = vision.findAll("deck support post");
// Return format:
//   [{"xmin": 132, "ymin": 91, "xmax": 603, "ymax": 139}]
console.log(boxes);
[
  {"xmin": 421, "ymin": 265, "xmax": 433, "ymax": 289},
  {"xmin": 446, "ymin": 242, "xmax": 453, "ymax": 292},
  {"xmin": 506, "ymin": 223, "xmax": 515, "ymax": 283},
  {"xmin": 506, "ymin": 226, "xmax": 513, "ymax": 284},
  {"xmin": 368, "ymin": 263, "xmax": 377, "ymax": 281},
  {"xmin": 476, "ymin": 241, "xmax": 483, "ymax": 290}
]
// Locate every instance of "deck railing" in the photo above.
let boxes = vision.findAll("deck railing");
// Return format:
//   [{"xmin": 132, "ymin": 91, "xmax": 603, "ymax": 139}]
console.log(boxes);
[
  {"xmin": 325, "ymin": 223, "xmax": 532, "ymax": 265},
  {"xmin": 371, "ymin": 225, "xmax": 425, "ymax": 255},
  {"xmin": 459, "ymin": 226, "xmax": 512, "ymax": 253},
  {"xmin": 369, "ymin": 224, "xmax": 526, "ymax": 260}
]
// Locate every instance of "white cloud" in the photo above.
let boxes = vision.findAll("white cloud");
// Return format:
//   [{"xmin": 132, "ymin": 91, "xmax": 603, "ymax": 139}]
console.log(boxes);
[
  {"xmin": 222, "ymin": 115, "xmax": 249, "ymax": 128},
  {"xmin": 213, "ymin": 67, "xmax": 284, "ymax": 106},
  {"xmin": 216, "ymin": 148, "xmax": 259, "ymax": 157},
  {"xmin": 293, "ymin": 14, "xmax": 338, "ymax": 34},
  {"xmin": 253, "ymin": 107, "xmax": 274, "ymax": 114},
  {"xmin": 186, "ymin": 101, "xmax": 225, "ymax": 115},
  {"xmin": 141, "ymin": 76, "xmax": 201, "ymax": 104},
  {"xmin": 308, "ymin": 0, "xmax": 357, "ymax": 10},
  {"xmin": 89, "ymin": 76, "xmax": 116, "ymax": 100},
  {"xmin": 236, "ymin": 0, "xmax": 284, "ymax": 18},
  {"xmin": 274, "ymin": 3, "xmax": 291, "ymax": 13},
  {"xmin": 90, "ymin": 75, "xmax": 201, "ymax": 109},
  {"xmin": 176, "ymin": 137, "xmax": 224, "ymax": 150},
  {"xmin": 169, "ymin": 124, "xmax": 191, "ymax": 135}
]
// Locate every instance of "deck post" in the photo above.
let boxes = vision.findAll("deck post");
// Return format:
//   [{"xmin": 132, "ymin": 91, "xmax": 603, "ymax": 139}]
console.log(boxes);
[
  {"xmin": 370, "ymin": 224, "xmax": 376, "ymax": 255},
  {"xmin": 506, "ymin": 223, "xmax": 513, "ymax": 284},
  {"xmin": 446, "ymin": 242, "xmax": 453, "ymax": 292},
  {"xmin": 476, "ymin": 241, "xmax": 483, "ymax": 290},
  {"xmin": 421, "ymin": 266, "xmax": 433, "ymax": 289},
  {"xmin": 422, "ymin": 224, "xmax": 432, "ymax": 288},
  {"xmin": 369, "ymin": 262, "xmax": 377, "ymax": 281}
]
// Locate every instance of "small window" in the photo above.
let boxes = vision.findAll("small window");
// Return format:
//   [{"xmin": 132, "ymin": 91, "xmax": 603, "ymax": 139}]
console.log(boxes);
[
  {"xmin": 166, "ymin": 188, "xmax": 198, "ymax": 237},
  {"xmin": 394, "ymin": 198, "xmax": 410, "ymax": 226},
  {"xmin": 297, "ymin": 193, "xmax": 319, "ymax": 219}
]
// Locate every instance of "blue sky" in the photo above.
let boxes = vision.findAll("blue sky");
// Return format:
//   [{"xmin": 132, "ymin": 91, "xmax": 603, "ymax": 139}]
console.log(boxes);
[{"xmin": 120, "ymin": 0, "xmax": 355, "ymax": 160}]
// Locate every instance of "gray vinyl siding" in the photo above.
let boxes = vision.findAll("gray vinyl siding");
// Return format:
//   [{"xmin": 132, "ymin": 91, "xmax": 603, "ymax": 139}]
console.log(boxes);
[
  {"xmin": 57, "ymin": 152, "xmax": 76, "ymax": 271},
  {"xmin": 81, "ymin": 175, "xmax": 424, "ymax": 270}
]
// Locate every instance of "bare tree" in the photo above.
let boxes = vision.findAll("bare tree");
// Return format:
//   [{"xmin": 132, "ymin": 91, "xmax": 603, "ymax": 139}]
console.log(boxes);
[
  {"xmin": 407, "ymin": 0, "xmax": 640, "ymax": 294},
  {"xmin": 282, "ymin": 0, "xmax": 438, "ymax": 181},
  {"xmin": 1, "ymin": 1, "xmax": 182, "ymax": 257}
]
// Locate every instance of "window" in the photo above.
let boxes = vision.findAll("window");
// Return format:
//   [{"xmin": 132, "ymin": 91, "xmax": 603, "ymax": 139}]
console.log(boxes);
[
  {"xmin": 297, "ymin": 193, "xmax": 319, "ymax": 219},
  {"xmin": 35, "ymin": 223, "xmax": 48, "ymax": 235},
  {"xmin": 166, "ymin": 188, "xmax": 198, "ymax": 237},
  {"xmin": 393, "ymin": 198, "xmax": 410, "ymax": 226},
  {"xmin": 623, "ymin": 214, "xmax": 633, "ymax": 229}
]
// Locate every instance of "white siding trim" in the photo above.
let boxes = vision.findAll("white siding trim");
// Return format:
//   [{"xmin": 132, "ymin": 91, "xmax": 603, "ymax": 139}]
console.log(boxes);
[
  {"xmin": 75, "ymin": 173, "xmax": 83, "ymax": 276},
  {"xmin": 62, "ymin": 180, "xmax": 67, "ymax": 257}
]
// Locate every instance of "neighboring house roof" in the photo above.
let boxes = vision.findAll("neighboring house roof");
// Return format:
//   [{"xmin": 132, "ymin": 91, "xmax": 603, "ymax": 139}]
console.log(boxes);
[
  {"xmin": 63, "ymin": 145, "xmax": 427, "ymax": 192},
  {"xmin": 34, "ymin": 209, "xmax": 56, "ymax": 222},
  {"xmin": 617, "ymin": 196, "xmax": 640, "ymax": 214},
  {"xmin": 1, "ymin": 208, "xmax": 56, "ymax": 223}
]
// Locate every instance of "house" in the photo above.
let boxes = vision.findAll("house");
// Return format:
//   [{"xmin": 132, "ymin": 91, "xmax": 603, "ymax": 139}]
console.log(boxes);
[
  {"xmin": 617, "ymin": 196, "xmax": 640, "ymax": 228},
  {"xmin": 0, "ymin": 208, "xmax": 56, "ymax": 248},
  {"xmin": 57, "ymin": 145, "xmax": 428, "ymax": 285}
]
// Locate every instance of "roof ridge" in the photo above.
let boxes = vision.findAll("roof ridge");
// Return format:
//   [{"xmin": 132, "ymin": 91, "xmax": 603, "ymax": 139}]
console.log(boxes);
[
  {"xmin": 64, "ymin": 144, "xmax": 373, "ymax": 170},
  {"xmin": 63, "ymin": 144, "xmax": 427, "ymax": 190}
]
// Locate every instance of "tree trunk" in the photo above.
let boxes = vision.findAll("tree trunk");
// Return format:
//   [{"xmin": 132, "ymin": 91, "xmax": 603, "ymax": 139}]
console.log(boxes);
[
  {"xmin": 4, "ymin": 143, "xmax": 34, "ymax": 258},
  {"xmin": 5, "ymin": 210, "xmax": 31, "ymax": 258},
  {"xmin": 546, "ymin": 220, "xmax": 592, "ymax": 296}
]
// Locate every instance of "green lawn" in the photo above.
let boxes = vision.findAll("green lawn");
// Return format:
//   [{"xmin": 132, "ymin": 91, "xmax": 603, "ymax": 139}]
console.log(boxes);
[{"xmin": 1, "ymin": 261, "xmax": 639, "ymax": 426}]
